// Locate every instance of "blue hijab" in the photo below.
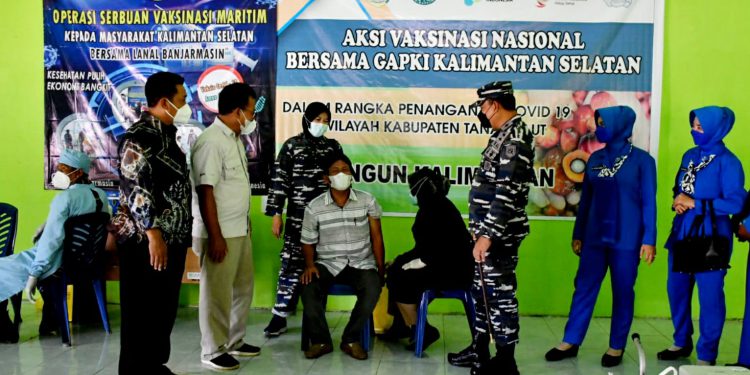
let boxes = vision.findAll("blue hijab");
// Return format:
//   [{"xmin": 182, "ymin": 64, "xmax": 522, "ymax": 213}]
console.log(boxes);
[
  {"xmin": 689, "ymin": 106, "xmax": 734, "ymax": 156},
  {"xmin": 592, "ymin": 106, "xmax": 636, "ymax": 244}
]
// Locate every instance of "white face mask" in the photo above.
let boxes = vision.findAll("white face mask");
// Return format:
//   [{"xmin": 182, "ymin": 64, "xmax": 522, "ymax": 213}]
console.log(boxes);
[
  {"xmin": 409, "ymin": 176, "xmax": 429, "ymax": 206},
  {"xmin": 239, "ymin": 112, "xmax": 257, "ymax": 135},
  {"xmin": 166, "ymin": 99, "xmax": 192, "ymax": 124},
  {"xmin": 308, "ymin": 121, "xmax": 328, "ymax": 138},
  {"xmin": 329, "ymin": 173, "xmax": 352, "ymax": 191},
  {"xmin": 51, "ymin": 169, "xmax": 77, "ymax": 190}
]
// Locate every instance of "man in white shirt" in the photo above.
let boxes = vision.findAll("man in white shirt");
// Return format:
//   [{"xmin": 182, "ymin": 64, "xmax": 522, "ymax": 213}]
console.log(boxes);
[{"xmin": 191, "ymin": 83, "xmax": 260, "ymax": 371}]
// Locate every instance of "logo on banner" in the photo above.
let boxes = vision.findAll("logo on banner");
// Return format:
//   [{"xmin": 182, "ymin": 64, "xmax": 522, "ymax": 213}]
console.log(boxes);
[
  {"xmin": 603, "ymin": 0, "xmax": 632, "ymax": 7},
  {"xmin": 536, "ymin": 0, "xmax": 548, "ymax": 7},
  {"xmin": 413, "ymin": 0, "xmax": 436, "ymax": 5},
  {"xmin": 197, "ymin": 66, "xmax": 243, "ymax": 113}
]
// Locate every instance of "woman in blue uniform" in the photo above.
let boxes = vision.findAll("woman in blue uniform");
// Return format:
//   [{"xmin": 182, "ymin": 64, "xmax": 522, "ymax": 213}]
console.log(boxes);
[
  {"xmin": 657, "ymin": 106, "xmax": 745, "ymax": 366},
  {"xmin": 545, "ymin": 105, "xmax": 657, "ymax": 367}
]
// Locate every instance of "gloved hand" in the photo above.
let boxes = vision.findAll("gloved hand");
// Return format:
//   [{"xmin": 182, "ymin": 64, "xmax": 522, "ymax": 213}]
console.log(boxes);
[
  {"xmin": 25, "ymin": 276, "xmax": 38, "ymax": 304},
  {"xmin": 402, "ymin": 258, "xmax": 426, "ymax": 270}
]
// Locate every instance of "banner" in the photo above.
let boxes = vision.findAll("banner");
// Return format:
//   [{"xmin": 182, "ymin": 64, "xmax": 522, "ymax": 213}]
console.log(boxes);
[
  {"xmin": 44, "ymin": 0, "xmax": 277, "ymax": 194},
  {"xmin": 277, "ymin": 0, "xmax": 663, "ymax": 218}
]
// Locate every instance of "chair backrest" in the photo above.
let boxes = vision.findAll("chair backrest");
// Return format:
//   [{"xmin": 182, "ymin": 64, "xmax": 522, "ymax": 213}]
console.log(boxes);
[
  {"xmin": 0, "ymin": 203, "xmax": 18, "ymax": 258},
  {"xmin": 62, "ymin": 212, "xmax": 110, "ymax": 280}
]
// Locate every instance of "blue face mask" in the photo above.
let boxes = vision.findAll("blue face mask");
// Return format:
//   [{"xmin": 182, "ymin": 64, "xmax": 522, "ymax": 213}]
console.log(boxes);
[
  {"xmin": 691, "ymin": 129, "xmax": 709, "ymax": 146},
  {"xmin": 595, "ymin": 124, "xmax": 613, "ymax": 143}
]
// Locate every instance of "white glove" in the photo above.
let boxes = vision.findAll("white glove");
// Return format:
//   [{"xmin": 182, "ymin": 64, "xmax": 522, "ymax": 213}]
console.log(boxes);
[
  {"xmin": 25, "ymin": 276, "xmax": 38, "ymax": 303},
  {"xmin": 402, "ymin": 258, "xmax": 427, "ymax": 270}
]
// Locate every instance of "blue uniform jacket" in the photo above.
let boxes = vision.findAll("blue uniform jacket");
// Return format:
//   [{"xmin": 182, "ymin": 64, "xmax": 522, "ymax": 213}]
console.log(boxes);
[
  {"xmin": 573, "ymin": 106, "xmax": 657, "ymax": 251},
  {"xmin": 666, "ymin": 106, "xmax": 745, "ymax": 249}
]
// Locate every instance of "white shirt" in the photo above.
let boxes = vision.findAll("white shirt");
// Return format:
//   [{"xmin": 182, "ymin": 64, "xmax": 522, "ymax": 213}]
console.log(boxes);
[{"xmin": 190, "ymin": 117, "xmax": 251, "ymax": 238}]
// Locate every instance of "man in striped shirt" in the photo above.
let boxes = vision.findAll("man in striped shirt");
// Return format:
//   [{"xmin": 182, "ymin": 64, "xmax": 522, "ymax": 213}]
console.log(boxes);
[{"xmin": 299, "ymin": 153, "xmax": 385, "ymax": 361}]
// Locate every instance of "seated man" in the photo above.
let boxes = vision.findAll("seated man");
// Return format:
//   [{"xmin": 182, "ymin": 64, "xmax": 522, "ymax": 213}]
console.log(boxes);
[
  {"xmin": 0, "ymin": 149, "xmax": 110, "ymax": 336},
  {"xmin": 300, "ymin": 153, "xmax": 385, "ymax": 360}
]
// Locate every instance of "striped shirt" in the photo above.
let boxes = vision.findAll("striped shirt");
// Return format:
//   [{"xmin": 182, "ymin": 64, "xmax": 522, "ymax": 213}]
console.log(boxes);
[{"xmin": 300, "ymin": 188, "xmax": 383, "ymax": 276}]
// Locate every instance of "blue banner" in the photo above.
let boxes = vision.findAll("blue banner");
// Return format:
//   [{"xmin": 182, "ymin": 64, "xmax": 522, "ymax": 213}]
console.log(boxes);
[{"xmin": 44, "ymin": 0, "xmax": 278, "ymax": 194}]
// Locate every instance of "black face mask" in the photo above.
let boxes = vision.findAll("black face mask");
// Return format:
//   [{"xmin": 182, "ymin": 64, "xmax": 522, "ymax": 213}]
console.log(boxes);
[{"xmin": 477, "ymin": 112, "xmax": 492, "ymax": 129}]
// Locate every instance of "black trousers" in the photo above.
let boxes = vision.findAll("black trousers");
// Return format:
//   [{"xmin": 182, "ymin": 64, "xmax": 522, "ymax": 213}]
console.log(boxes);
[
  {"xmin": 302, "ymin": 265, "xmax": 381, "ymax": 345},
  {"xmin": 118, "ymin": 239, "xmax": 186, "ymax": 374}
]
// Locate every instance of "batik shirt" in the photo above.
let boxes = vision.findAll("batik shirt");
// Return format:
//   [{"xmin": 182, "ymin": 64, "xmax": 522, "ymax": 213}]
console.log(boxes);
[
  {"xmin": 469, "ymin": 115, "xmax": 536, "ymax": 242},
  {"xmin": 113, "ymin": 112, "xmax": 192, "ymax": 246}
]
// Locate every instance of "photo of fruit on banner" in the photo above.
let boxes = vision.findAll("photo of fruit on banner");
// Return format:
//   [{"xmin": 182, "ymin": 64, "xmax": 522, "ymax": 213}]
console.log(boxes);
[{"xmin": 524, "ymin": 90, "xmax": 652, "ymax": 219}]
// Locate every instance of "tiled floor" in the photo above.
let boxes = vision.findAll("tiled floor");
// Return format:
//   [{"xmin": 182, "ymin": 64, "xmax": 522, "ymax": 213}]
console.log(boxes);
[{"xmin": 0, "ymin": 303, "xmax": 745, "ymax": 374}]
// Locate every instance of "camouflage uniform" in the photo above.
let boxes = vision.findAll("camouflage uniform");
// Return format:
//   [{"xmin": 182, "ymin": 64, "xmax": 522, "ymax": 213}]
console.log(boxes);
[
  {"xmin": 469, "ymin": 115, "xmax": 536, "ymax": 346},
  {"xmin": 265, "ymin": 134, "xmax": 342, "ymax": 316}
]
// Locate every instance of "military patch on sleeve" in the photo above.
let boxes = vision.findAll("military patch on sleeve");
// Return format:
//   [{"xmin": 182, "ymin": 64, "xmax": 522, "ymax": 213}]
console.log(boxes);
[{"xmin": 503, "ymin": 144, "xmax": 517, "ymax": 158}]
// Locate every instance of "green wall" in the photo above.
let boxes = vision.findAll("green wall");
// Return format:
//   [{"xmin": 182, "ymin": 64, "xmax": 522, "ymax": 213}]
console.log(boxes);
[{"xmin": 1, "ymin": 1, "xmax": 748, "ymax": 318}]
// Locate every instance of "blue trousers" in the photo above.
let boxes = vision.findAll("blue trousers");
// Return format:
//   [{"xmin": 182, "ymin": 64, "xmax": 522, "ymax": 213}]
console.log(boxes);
[
  {"xmin": 739, "ymin": 254, "xmax": 750, "ymax": 366},
  {"xmin": 563, "ymin": 245, "xmax": 640, "ymax": 350},
  {"xmin": 666, "ymin": 251, "xmax": 727, "ymax": 362}
]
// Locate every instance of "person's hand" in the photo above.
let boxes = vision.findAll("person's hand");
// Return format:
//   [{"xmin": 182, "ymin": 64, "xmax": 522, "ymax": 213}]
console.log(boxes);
[
  {"xmin": 572, "ymin": 239, "xmax": 582, "ymax": 256},
  {"xmin": 25, "ymin": 276, "xmax": 38, "ymax": 304},
  {"xmin": 378, "ymin": 265, "xmax": 386, "ymax": 286},
  {"xmin": 148, "ymin": 232, "xmax": 168, "ymax": 271},
  {"xmin": 208, "ymin": 235, "xmax": 228, "ymax": 263},
  {"xmin": 640, "ymin": 244, "xmax": 656, "ymax": 265},
  {"xmin": 674, "ymin": 203, "xmax": 689, "ymax": 215},
  {"xmin": 473, "ymin": 236, "xmax": 492, "ymax": 263},
  {"xmin": 301, "ymin": 265, "xmax": 320, "ymax": 285},
  {"xmin": 402, "ymin": 258, "xmax": 426, "ymax": 270},
  {"xmin": 673, "ymin": 194, "xmax": 695, "ymax": 214},
  {"xmin": 272, "ymin": 215, "xmax": 284, "ymax": 239},
  {"xmin": 739, "ymin": 223, "xmax": 750, "ymax": 240}
]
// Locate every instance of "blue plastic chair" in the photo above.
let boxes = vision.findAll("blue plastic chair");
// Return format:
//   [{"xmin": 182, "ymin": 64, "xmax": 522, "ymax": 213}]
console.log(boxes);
[
  {"xmin": 0, "ymin": 203, "xmax": 22, "ymax": 335},
  {"xmin": 50, "ymin": 211, "xmax": 112, "ymax": 346},
  {"xmin": 301, "ymin": 283, "xmax": 374, "ymax": 352},
  {"xmin": 414, "ymin": 289, "xmax": 475, "ymax": 357}
]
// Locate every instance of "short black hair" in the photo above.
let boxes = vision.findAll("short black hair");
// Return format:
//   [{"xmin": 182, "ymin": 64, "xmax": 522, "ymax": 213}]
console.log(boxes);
[
  {"xmin": 145, "ymin": 72, "xmax": 185, "ymax": 107},
  {"xmin": 218, "ymin": 83, "xmax": 258, "ymax": 115},
  {"xmin": 320, "ymin": 152, "xmax": 353, "ymax": 174},
  {"xmin": 494, "ymin": 94, "xmax": 516, "ymax": 111}
]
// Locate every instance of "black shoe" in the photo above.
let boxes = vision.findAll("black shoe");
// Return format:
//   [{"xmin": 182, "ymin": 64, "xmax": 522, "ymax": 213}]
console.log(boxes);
[
  {"xmin": 263, "ymin": 315, "xmax": 287, "ymax": 338},
  {"xmin": 448, "ymin": 345, "xmax": 479, "ymax": 368},
  {"xmin": 726, "ymin": 363, "xmax": 750, "ymax": 370},
  {"xmin": 201, "ymin": 353, "xmax": 240, "ymax": 371},
  {"xmin": 545, "ymin": 345, "xmax": 579, "ymax": 361},
  {"xmin": 229, "ymin": 343, "xmax": 261, "ymax": 357},
  {"xmin": 602, "ymin": 352, "xmax": 624, "ymax": 368},
  {"xmin": 406, "ymin": 324, "xmax": 440, "ymax": 351},
  {"xmin": 495, "ymin": 344, "xmax": 520, "ymax": 375},
  {"xmin": 470, "ymin": 359, "xmax": 497, "ymax": 375},
  {"xmin": 379, "ymin": 316, "xmax": 411, "ymax": 341},
  {"xmin": 657, "ymin": 344, "xmax": 693, "ymax": 360}
]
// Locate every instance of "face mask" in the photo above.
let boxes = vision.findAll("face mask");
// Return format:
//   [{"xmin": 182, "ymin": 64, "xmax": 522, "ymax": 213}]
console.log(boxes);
[
  {"xmin": 51, "ymin": 169, "xmax": 77, "ymax": 189},
  {"xmin": 409, "ymin": 194, "xmax": 418, "ymax": 206},
  {"xmin": 239, "ymin": 112, "xmax": 257, "ymax": 135},
  {"xmin": 166, "ymin": 99, "xmax": 192, "ymax": 124},
  {"xmin": 595, "ymin": 124, "xmax": 613, "ymax": 143},
  {"xmin": 477, "ymin": 112, "xmax": 492, "ymax": 129},
  {"xmin": 329, "ymin": 172, "xmax": 352, "ymax": 191},
  {"xmin": 409, "ymin": 176, "xmax": 429, "ymax": 206},
  {"xmin": 309, "ymin": 121, "xmax": 328, "ymax": 138},
  {"xmin": 477, "ymin": 103, "xmax": 496, "ymax": 129},
  {"xmin": 691, "ymin": 130, "xmax": 709, "ymax": 146}
]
